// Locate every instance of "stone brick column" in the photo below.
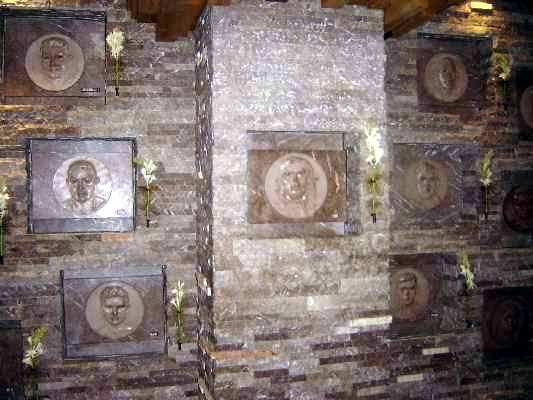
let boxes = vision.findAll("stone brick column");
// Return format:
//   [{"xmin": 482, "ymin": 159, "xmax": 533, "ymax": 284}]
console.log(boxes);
[{"xmin": 195, "ymin": 2, "xmax": 389, "ymax": 398}]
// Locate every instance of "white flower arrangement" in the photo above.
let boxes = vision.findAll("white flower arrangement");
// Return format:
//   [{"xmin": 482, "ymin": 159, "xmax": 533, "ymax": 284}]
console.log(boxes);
[
  {"xmin": 479, "ymin": 150, "xmax": 493, "ymax": 219},
  {"xmin": 23, "ymin": 326, "xmax": 47, "ymax": 400},
  {"xmin": 494, "ymin": 53, "xmax": 512, "ymax": 115},
  {"xmin": 0, "ymin": 181, "xmax": 9, "ymax": 220},
  {"xmin": 169, "ymin": 280, "xmax": 185, "ymax": 348},
  {"xmin": 459, "ymin": 251, "xmax": 475, "ymax": 294},
  {"xmin": 364, "ymin": 120, "xmax": 384, "ymax": 222},
  {"xmin": 133, "ymin": 157, "xmax": 158, "ymax": 227},
  {"xmin": 106, "ymin": 28, "xmax": 125, "ymax": 95}
]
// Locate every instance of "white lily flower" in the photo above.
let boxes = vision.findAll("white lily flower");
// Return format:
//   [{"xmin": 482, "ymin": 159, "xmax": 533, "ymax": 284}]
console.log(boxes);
[{"xmin": 106, "ymin": 29, "xmax": 125, "ymax": 60}]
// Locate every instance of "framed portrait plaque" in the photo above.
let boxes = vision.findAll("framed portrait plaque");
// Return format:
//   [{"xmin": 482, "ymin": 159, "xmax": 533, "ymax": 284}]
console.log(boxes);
[
  {"xmin": 27, "ymin": 138, "xmax": 136, "ymax": 234},
  {"xmin": 0, "ymin": 8, "xmax": 106, "ymax": 102},
  {"xmin": 60, "ymin": 266, "xmax": 167, "ymax": 359}
]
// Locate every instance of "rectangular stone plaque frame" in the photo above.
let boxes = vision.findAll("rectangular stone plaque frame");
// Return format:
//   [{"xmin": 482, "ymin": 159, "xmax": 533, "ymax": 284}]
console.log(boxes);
[
  {"xmin": 482, "ymin": 287, "xmax": 533, "ymax": 364},
  {"xmin": 27, "ymin": 137, "xmax": 136, "ymax": 234},
  {"xmin": 0, "ymin": 320, "xmax": 24, "ymax": 399},
  {"xmin": 389, "ymin": 253, "xmax": 457, "ymax": 338},
  {"xmin": 0, "ymin": 8, "xmax": 106, "ymax": 104},
  {"xmin": 391, "ymin": 143, "xmax": 479, "ymax": 229},
  {"xmin": 246, "ymin": 131, "xmax": 358, "ymax": 238},
  {"xmin": 60, "ymin": 266, "xmax": 167, "ymax": 359},
  {"xmin": 417, "ymin": 33, "xmax": 491, "ymax": 117},
  {"xmin": 500, "ymin": 170, "xmax": 533, "ymax": 248}
]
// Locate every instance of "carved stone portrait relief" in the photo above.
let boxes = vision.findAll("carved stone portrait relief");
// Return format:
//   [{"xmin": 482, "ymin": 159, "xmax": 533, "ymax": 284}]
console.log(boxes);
[
  {"xmin": 423, "ymin": 53, "xmax": 468, "ymax": 103},
  {"xmin": 391, "ymin": 268, "xmax": 430, "ymax": 322},
  {"xmin": 248, "ymin": 149, "xmax": 346, "ymax": 225},
  {"xmin": 519, "ymin": 86, "xmax": 533, "ymax": 130},
  {"xmin": 25, "ymin": 34, "xmax": 85, "ymax": 92},
  {"xmin": 503, "ymin": 186, "xmax": 533, "ymax": 234},
  {"xmin": 85, "ymin": 282, "xmax": 144, "ymax": 340},
  {"xmin": 28, "ymin": 138, "xmax": 135, "ymax": 233},
  {"xmin": 53, "ymin": 157, "xmax": 112, "ymax": 216},
  {"xmin": 483, "ymin": 288, "xmax": 533, "ymax": 358},
  {"xmin": 61, "ymin": 267, "xmax": 166, "ymax": 358},
  {"xmin": 404, "ymin": 159, "xmax": 449, "ymax": 210},
  {"xmin": 264, "ymin": 153, "xmax": 328, "ymax": 220}
]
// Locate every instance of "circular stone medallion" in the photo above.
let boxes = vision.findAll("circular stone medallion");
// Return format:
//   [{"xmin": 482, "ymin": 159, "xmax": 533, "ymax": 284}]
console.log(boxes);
[
  {"xmin": 53, "ymin": 156, "xmax": 112, "ymax": 216},
  {"xmin": 25, "ymin": 33, "xmax": 85, "ymax": 92},
  {"xmin": 264, "ymin": 153, "xmax": 328, "ymax": 220},
  {"xmin": 423, "ymin": 53, "xmax": 468, "ymax": 103},
  {"xmin": 520, "ymin": 85, "xmax": 533, "ymax": 129},
  {"xmin": 85, "ymin": 281, "xmax": 144, "ymax": 340},
  {"xmin": 503, "ymin": 185, "xmax": 533, "ymax": 233}
]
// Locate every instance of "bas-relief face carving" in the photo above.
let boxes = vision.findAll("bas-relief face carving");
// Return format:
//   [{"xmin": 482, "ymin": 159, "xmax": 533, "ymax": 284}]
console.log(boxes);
[
  {"xmin": 423, "ymin": 53, "xmax": 468, "ymax": 103},
  {"xmin": 25, "ymin": 34, "xmax": 85, "ymax": 92},
  {"xmin": 85, "ymin": 282, "xmax": 144, "ymax": 340},
  {"xmin": 391, "ymin": 268, "xmax": 430, "ymax": 322},
  {"xmin": 100, "ymin": 285, "xmax": 130, "ymax": 326},
  {"xmin": 488, "ymin": 298, "xmax": 528, "ymax": 349},
  {"xmin": 53, "ymin": 157, "xmax": 112, "ymax": 217},
  {"xmin": 264, "ymin": 153, "xmax": 328, "ymax": 220},
  {"xmin": 404, "ymin": 160, "xmax": 448, "ymax": 210},
  {"xmin": 40, "ymin": 36, "xmax": 71, "ymax": 81},
  {"xmin": 503, "ymin": 186, "xmax": 533, "ymax": 233}
]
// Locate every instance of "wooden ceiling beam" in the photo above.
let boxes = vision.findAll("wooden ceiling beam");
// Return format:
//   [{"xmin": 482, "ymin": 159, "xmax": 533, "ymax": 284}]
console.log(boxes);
[{"xmin": 129, "ymin": 0, "xmax": 459, "ymax": 41}]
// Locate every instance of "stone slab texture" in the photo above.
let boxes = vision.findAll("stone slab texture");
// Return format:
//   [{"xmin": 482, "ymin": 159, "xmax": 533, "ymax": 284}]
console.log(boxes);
[
  {"xmin": 0, "ymin": 0, "xmax": 198, "ymax": 398},
  {"xmin": 197, "ymin": 2, "xmax": 390, "ymax": 399}
]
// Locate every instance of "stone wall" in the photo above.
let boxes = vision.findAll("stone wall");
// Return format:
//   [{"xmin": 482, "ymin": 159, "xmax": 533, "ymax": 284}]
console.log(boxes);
[
  {"xmin": 0, "ymin": 0, "xmax": 198, "ymax": 398},
  {"xmin": 198, "ymin": 1, "xmax": 390, "ymax": 398},
  {"xmin": 386, "ymin": 1, "xmax": 533, "ymax": 399}
]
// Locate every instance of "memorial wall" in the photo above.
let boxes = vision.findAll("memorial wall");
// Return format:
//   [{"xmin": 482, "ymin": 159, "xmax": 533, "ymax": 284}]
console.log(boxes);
[{"xmin": 0, "ymin": 0, "xmax": 533, "ymax": 399}]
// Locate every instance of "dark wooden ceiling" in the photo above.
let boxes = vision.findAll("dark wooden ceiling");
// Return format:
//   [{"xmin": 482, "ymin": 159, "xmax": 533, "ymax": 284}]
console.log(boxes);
[{"xmin": 126, "ymin": 0, "xmax": 465, "ymax": 41}]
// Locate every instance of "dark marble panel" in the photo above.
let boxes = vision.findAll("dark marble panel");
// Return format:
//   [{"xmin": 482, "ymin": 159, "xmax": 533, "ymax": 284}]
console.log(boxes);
[
  {"xmin": 482, "ymin": 287, "xmax": 533, "ymax": 363},
  {"xmin": 2, "ymin": 12, "xmax": 105, "ymax": 101},
  {"xmin": 0, "ymin": 320, "xmax": 23, "ymax": 399},
  {"xmin": 391, "ymin": 143, "xmax": 478, "ymax": 228},
  {"xmin": 501, "ymin": 170, "xmax": 533, "ymax": 248},
  {"xmin": 389, "ymin": 253, "xmax": 456, "ymax": 338},
  {"xmin": 27, "ymin": 138, "xmax": 136, "ymax": 234},
  {"xmin": 417, "ymin": 33, "xmax": 490, "ymax": 116},
  {"xmin": 61, "ymin": 266, "xmax": 166, "ymax": 359},
  {"xmin": 248, "ymin": 150, "xmax": 346, "ymax": 225}
]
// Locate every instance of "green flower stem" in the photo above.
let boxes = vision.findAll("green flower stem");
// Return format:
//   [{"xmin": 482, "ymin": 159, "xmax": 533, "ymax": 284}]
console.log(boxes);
[
  {"xmin": 484, "ymin": 185, "xmax": 489, "ymax": 219},
  {"xmin": 145, "ymin": 187, "xmax": 151, "ymax": 226},
  {"xmin": 31, "ymin": 367, "xmax": 39, "ymax": 400},
  {"xmin": 114, "ymin": 58, "xmax": 120, "ymax": 94},
  {"xmin": 370, "ymin": 177, "xmax": 378, "ymax": 216},
  {"xmin": 0, "ymin": 218, "xmax": 4, "ymax": 259},
  {"xmin": 175, "ymin": 310, "xmax": 183, "ymax": 349}
]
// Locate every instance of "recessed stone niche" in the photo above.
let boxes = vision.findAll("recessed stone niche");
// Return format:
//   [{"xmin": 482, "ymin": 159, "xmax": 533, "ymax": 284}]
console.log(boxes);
[
  {"xmin": 501, "ymin": 170, "xmax": 533, "ymax": 248},
  {"xmin": 482, "ymin": 287, "xmax": 533, "ymax": 362},
  {"xmin": 391, "ymin": 143, "xmax": 479, "ymax": 228},
  {"xmin": 246, "ymin": 131, "xmax": 359, "ymax": 238},
  {"xmin": 417, "ymin": 33, "xmax": 490, "ymax": 116},
  {"xmin": 0, "ymin": 320, "xmax": 23, "ymax": 399},
  {"xmin": 390, "ymin": 253, "xmax": 457, "ymax": 338},
  {"xmin": 60, "ymin": 266, "xmax": 167, "ymax": 359}
]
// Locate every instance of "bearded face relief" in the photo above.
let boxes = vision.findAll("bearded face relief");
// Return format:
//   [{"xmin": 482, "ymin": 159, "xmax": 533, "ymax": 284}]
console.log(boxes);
[
  {"xmin": 25, "ymin": 34, "xmax": 85, "ymax": 92},
  {"xmin": 265, "ymin": 153, "xmax": 328, "ymax": 220}
]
